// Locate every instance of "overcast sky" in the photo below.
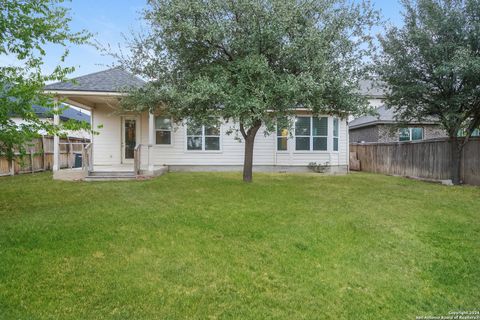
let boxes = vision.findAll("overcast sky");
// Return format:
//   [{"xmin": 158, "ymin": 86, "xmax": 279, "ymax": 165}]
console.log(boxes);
[{"xmin": 0, "ymin": 0, "xmax": 405, "ymax": 79}]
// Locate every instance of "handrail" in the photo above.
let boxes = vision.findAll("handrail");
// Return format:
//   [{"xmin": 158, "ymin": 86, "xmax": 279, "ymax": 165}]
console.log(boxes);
[{"xmin": 134, "ymin": 144, "xmax": 141, "ymax": 175}]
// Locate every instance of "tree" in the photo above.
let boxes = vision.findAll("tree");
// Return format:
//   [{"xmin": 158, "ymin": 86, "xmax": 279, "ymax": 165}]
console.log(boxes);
[
  {"xmin": 0, "ymin": 0, "xmax": 91, "ymax": 161},
  {"xmin": 119, "ymin": 0, "xmax": 378, "ymax": 182},
  {"xmin": 376, "ymin": 0, "xmax": 480, "ymax": 184}
]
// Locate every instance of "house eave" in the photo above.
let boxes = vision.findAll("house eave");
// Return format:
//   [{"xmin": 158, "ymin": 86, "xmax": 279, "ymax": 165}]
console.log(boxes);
[
  {"xmin": 44, "ymin": 90, "xmax": 126, "ymax": 97},
  {"xmin": 365, "ymin": 94, "xmax": 386, "ymax": 99},
  {"xmin": 349, "ymin": 120, "xmax": 439, "ymax": 130}
]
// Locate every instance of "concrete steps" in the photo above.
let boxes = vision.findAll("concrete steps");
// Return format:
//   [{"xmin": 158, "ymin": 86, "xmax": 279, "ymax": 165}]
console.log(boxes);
[
  {"xmin": 88, "ymin": 171, "xmax": 136, "ymax": 177},
  {"xmin": 83, "ymin": 166, "xmax": 168, "ymax": 181},
  {"xmin": 85, "ymin": 171, "xmax": 137, "ymax": 181}
]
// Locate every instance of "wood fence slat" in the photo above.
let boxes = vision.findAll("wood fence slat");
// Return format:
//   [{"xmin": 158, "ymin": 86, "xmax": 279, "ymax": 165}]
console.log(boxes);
[
  {"xmin": 0, "ymin": 136, "xmax": 89, "ymax": 176},
  {"xmin": 350, "ymin": 138, "xmax": 480, "ymax": 186}
]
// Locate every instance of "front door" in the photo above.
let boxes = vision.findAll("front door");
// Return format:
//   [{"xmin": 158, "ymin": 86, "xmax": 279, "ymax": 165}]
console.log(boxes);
[{"xmin": 122, "ymin": 117, "xmax": 137, "ymax": 163}]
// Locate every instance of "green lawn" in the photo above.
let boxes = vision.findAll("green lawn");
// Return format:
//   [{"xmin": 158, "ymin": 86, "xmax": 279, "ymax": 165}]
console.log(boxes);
[{"xmin": 0, "ymin": 172, "xmax": 478, "ymax": 319}]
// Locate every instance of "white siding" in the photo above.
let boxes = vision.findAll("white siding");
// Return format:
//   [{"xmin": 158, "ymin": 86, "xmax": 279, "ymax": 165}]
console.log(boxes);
[
  {"xmin": 92, "ymin": 108, "xmax": 348, "ymax": 168},
  {"xmin": 92, "ymin": 106, "xmax": 122, "ymax": 165},
  {"xmin": 142, "ymin": 121, "xmax": 274, "ymax": 166}
]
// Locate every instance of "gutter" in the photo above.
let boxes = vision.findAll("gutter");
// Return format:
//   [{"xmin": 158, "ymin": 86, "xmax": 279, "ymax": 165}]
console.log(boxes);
[
  {"xmin": 44, "ymin": 90, "xmax": 126, "ymax": 97},
  {"xmin": 349, "ymin": 120, "xmax": 440, "ymax": 130}
]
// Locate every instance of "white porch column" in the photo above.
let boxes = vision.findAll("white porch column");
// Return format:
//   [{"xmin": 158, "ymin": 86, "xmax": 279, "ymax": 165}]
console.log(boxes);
[
  {"xmin": 148, "ymin": 112, "xmax": 155, "ymax": 171},
  {"xmin": 52, "ymin": 99, "xmax": 60, "ymax": 172}
]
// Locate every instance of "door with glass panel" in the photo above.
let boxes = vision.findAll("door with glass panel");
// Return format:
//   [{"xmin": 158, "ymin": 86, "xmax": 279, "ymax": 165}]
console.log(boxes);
[{"xmin": 122, "ymin": 117, "xmax": 137, "ymax": 163}]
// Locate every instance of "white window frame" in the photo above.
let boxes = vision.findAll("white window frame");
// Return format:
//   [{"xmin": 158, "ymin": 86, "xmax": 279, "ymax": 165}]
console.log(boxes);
[
  {"xmin": 294, "ymin": 116, "xmax": 328, "ymax": 152},
  {"xmin": 185, "ymin": 123, "xmax": 222, "ymax": 152},
  {"xmin": 276, "ymin": 118, "xmax": 290, "ymax": 152},
  {"xmin": 154, "ymin": 116, "xmax": 173, "ymax": 146},
  {"xmin": 399, "ymin": 127, "xmax": 423, "ymax": 141},
  {"xmin": 458, "ymin": 128, "xmax": 480, "ymax": 137},
  {"xmin": 333, "ymin": 117, "xmax": 339, "ymax": 152}
]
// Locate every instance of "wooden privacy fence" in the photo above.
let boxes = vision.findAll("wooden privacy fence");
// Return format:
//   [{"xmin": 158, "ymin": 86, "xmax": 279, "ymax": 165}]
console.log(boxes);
[
  {"xmin": 350, "ymin": 138, "xmax": 480, "ymax": 186},
  {"xmin": 0, "ymin": 136, "xmax": 89, "ymax": 176}
]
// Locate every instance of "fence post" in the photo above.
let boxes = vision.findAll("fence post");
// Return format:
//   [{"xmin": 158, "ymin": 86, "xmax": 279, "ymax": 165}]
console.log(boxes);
[
  {"xmin": 462, "ymin": 142, "xmax": 465, "ymax": 183},
  {"xmin": 81, "ymin": 144, "xmax": 86, "ymax": 172},
  {"xmin": 41, "ymin": 136, "xmax": 46, "ymax": 171},
  {"xmin": 10, "ymin": 158, "xmax": 15, "ymax": 176},
  {"xmin": 52, "ymin": 99, "xmax": 60, "ymax": 171},
  {"xmin": 30, "ymin": 148, "xmax": 34, "ymax": 173},
  {"xmin": 68, "ymin": 139, "xmax": 73, "ymax": 169}
]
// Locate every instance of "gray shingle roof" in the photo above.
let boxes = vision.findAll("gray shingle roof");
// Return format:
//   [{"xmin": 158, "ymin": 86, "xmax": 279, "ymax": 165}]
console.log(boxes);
[
  {"xmin": 349, "ymin": 105, "xmax": 395, "ymax": 128},
  {"xmin": 358, "ymin": 80, "xmax": 386, "ymax": 97},
  {"xmin": 349, "ymin": 105, "xmax": 439, "ymax": 129},
  {"xmin": 44, "ymin": 68, "xmax": 145, "ymax": 92},
  {"xmin": 32, "ymin": 104, "xmax": 90, "ymax": 123}
]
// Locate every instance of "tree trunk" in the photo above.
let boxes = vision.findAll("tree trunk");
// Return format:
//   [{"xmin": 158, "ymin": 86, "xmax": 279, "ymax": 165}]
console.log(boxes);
[
  {"xmin": 241, "ymin": 121, "xmax": 261, "ymax": 183},
  {"xmin": 450, "ymin": 137, "xmax": 462, "ymax": 185}
]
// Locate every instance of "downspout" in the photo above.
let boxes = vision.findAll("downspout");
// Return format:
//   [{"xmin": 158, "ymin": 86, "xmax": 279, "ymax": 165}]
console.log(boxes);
[
  {"xmin": 346, "ymin": 117, "xmax": 350, "ymax": 173},
  {"xmin": 148, "ymin": 112, "xmax": 155, "ymax": 172},
  {"xmin": 90, "ymin": 108, "xmax": 94, "ymax": 168},
  {"xmin": 273, "ymin": 132, "xmax": 277, "ymax": 167},
  {"xmin": 52, "ymin": 98, "xmax": 60, "ymax": 172}
]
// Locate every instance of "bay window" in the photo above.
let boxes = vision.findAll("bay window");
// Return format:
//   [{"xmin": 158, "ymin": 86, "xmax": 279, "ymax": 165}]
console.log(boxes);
[
  {"xmin": 333, "ymin": 118, "xmax": 339, "ymax": 151},
  {"xmin": 295, "ymin": 116, "xmax": 328, "ymax": 151},
  {"xmin": 277, "ymin": 117, "xmax": 289, "ymax": 151}
]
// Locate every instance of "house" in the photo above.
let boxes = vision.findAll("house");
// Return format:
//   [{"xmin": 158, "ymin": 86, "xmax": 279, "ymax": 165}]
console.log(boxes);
[
  {"xmin": 349, "ymin": 81, "xmax": 448, "ymax": 143},
  {"xmin": 45, "ymin": 68, "xmax": 353, "ymax": 180},
  {"xmin": 10, "ymin": 104, "xmax": 91, "ymax": 140},
  {"xmin": 349, "ymin": 105, "xmax": 449, "ymax": 143}
]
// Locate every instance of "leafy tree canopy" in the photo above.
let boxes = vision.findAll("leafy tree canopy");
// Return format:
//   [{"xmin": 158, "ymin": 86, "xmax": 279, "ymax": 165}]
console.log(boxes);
[
  {"xmin": 0, "ymin": 0, "xmax": 91, "ymax": 160},
  {"xmin": 119, "ymin": 0, "xmax": 378, "ymax": 181},
  {"xmin": 376, "ymin": 0, "xmax": 480, "ymax": 183}
]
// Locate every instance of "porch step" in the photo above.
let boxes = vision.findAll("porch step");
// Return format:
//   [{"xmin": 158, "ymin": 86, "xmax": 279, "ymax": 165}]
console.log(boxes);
[
  {"xmin": 85, "ymin": 171, "xmax": 137, "ymax": 181},
  {"xmin": 88, "ymin": 171, "xmax": 136, "ymax": 177},
  {"xmin": 85, "ymin": 176, "xmax": 137, "ymax": 181}
]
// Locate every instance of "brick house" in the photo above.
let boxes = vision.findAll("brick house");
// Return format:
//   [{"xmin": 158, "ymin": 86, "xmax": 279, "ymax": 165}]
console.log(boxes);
[{"xmin": 349, "ymin": 81, "xmax": 448, "ymax": 143}]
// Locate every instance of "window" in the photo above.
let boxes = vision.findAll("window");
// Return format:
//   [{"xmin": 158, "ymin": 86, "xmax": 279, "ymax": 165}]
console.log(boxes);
[
  {"xmin": 187, "ymin": 123, "xmax": 220, "ymax": 151},
  {"xmin": 399, "ymin": 128, "xmax": 410, "ymax": 141},
  {"xmin": 155, "ymin": 116, "xmax": 172, "ymax": 145},
  {"xmin": 295, "ymin": 116, "xmax": 328, "ymax": 151},
  {"xmin": 411, "ymin": 128, "xmax": 423, "ymax": 140},
  {"xmin": 458, "ymin": 128, "xmax": 480, "ymax": 137},
  {"xmin": 399, "ymin": 127, "xmax": 423, "ymax": 141},
  {"xmin": 333, "ymin": 118, "xmax": 339, "ymax": 151},
  {"xmin": 277, "ymin": 117, "xmax": 289, "ymax": 151}
]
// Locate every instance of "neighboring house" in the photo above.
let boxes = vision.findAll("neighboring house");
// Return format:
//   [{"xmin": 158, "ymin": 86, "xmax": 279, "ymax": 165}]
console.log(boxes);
[
  {"xmin": 45, "ymin": 68, "xmax": 353, "ymax": 179},
  {"xmin": 11, "ymin": 104, "xmax": 91, "ymax": 140},
  {"xmin": 350, "ymin": 81, "xmax": 448, "ymax": 143}
]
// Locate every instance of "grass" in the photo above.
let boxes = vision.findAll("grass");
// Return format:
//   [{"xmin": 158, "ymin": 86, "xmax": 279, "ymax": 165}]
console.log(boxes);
[{"xmin": 0, "ymin": 172, "xmax": 479, "ymax": 319}]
